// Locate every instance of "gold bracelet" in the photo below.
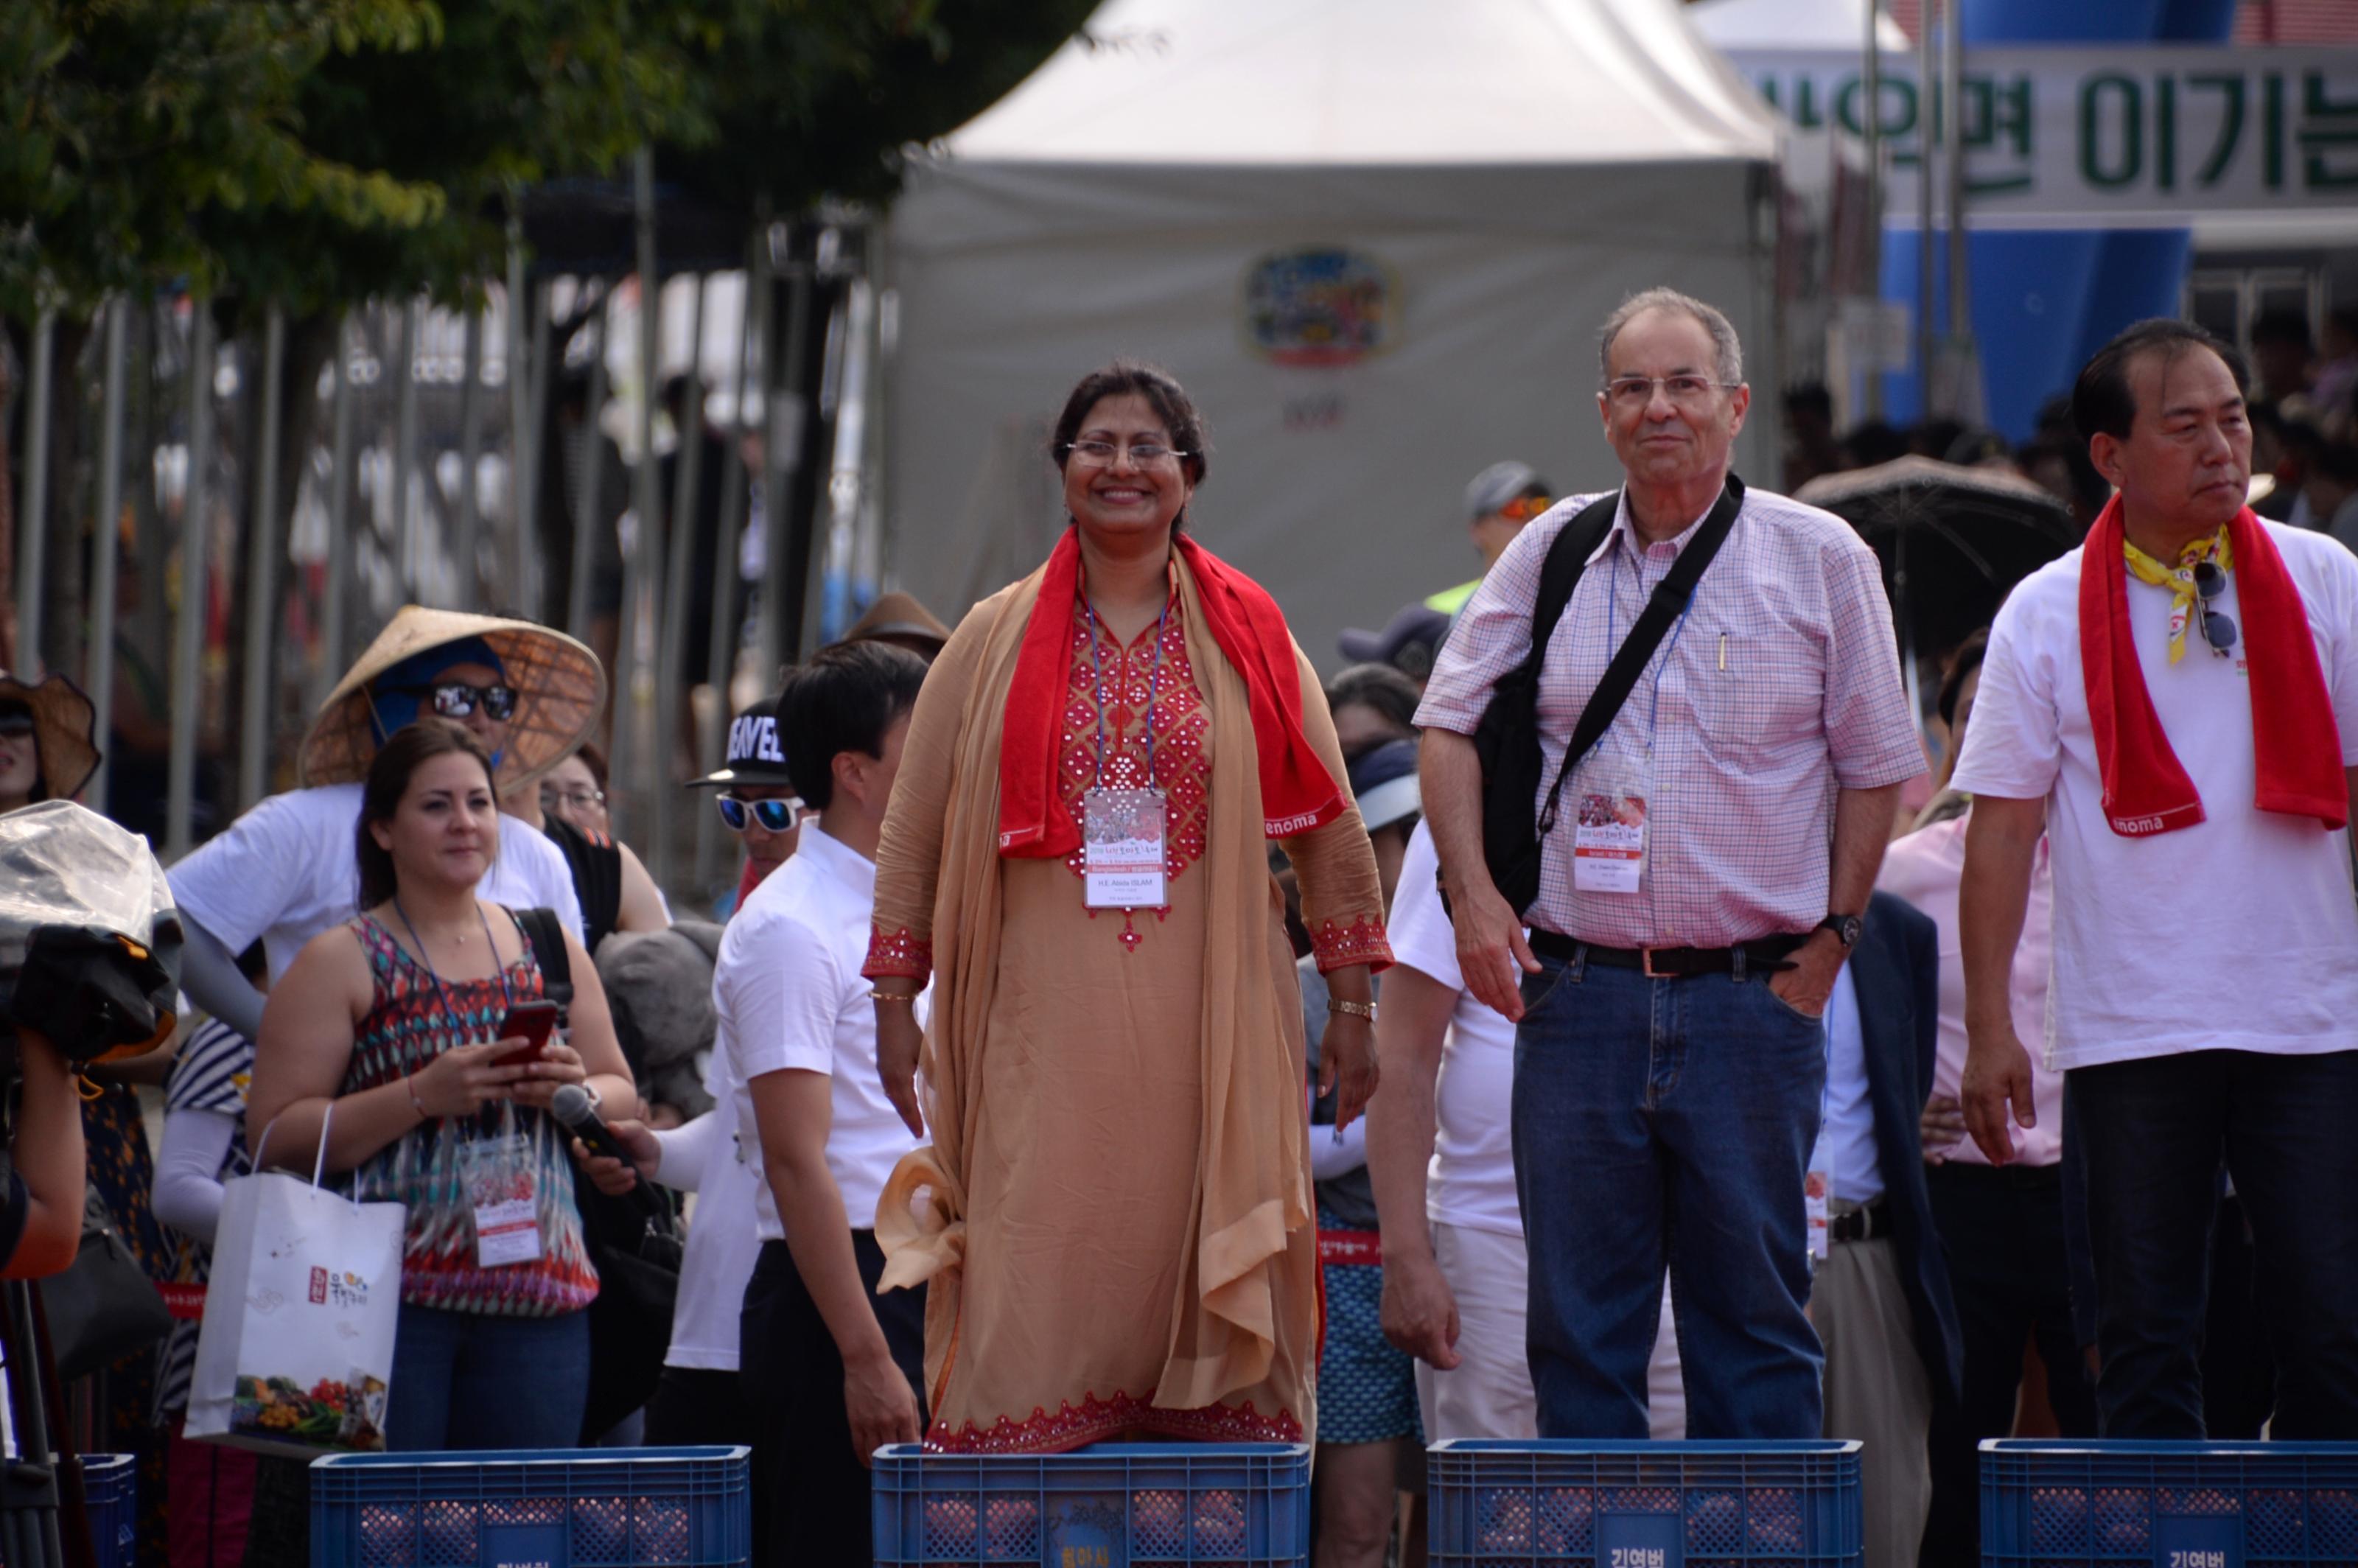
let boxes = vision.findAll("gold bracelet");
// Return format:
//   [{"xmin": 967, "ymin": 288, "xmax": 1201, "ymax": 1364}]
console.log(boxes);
[
  {"xmin": 405, "ymin": 1072, "xmax": 430, "ymax": 1121},
  {"xmin": 870, "ymin": 990, "xmax": 918, "ymax": 1006},
  {"xmin": 1328, "ymin": 998, "xmax": 1377, "ymax": 1023}
]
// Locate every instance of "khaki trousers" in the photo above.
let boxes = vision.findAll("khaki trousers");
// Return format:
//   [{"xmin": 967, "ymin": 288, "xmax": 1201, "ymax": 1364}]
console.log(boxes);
[{"xmin": 1812, "ymin": 1222, "xmax": 1934, "ymax": 1568}]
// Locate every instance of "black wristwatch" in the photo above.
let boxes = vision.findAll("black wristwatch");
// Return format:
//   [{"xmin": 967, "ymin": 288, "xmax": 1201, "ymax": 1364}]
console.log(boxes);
[{"xmin": 1817, "ymin": 912, "xmax": 1864, "ymax": 949}]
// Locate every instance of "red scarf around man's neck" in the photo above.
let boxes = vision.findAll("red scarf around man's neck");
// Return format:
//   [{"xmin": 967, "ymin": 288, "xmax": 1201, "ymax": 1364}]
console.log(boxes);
[
  {"xmin": 999, "ymin": 528, "xmax": 1344, "ymax": 857},
  {"xmin": 2078, "ymin": 496, "xmax": 2345, "ymax": 838}
]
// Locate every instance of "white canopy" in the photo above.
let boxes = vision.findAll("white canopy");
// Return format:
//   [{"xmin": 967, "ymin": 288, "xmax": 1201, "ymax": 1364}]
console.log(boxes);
[
  {"xmin": 881, "ymin": 0, "xmax": 1785, "ymax": 665},
  {"xmin": 1687, "ymin": 0, "xmax": 1910, "ymax": 53}
]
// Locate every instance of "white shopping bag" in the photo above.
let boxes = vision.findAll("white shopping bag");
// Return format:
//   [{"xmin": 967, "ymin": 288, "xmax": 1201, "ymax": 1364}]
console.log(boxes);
[{"xmin": 186, "ymin": 1107, "xmax": 404, "ymax": 1457}]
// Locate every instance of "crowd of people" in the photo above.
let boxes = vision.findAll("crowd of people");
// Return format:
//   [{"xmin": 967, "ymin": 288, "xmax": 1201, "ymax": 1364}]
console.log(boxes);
[{"xmin": 24, "ymin": 287, "xmax": 2356, "ymax": 1568}]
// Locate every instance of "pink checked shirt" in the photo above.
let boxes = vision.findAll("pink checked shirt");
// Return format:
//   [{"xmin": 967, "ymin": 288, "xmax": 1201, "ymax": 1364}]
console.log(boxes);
[{"xmin": 1416, "ymin": 486, "xmax": 1924, "ymax": 948}]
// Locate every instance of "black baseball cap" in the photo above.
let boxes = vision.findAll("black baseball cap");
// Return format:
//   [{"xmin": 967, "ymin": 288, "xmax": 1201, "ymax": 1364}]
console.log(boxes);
[
  {"xmin": 689, "ymin": 696, "xmax": 794, "ymax": 788},
  {"xmin": 1337, "ymin": 602, "xmax": 1455, "ymax": 681}
]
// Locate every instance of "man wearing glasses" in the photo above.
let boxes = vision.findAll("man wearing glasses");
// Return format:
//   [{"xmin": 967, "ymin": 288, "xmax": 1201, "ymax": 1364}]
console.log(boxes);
[
  {"xmin": 1416, "ymin": 289, "xmax": 1923, "ymax": 1439},
  {"xmin": 690, "ymin": 693, "xmax": 805, "ymax": 914},
  {"xmin": 1955, "ymin": 320, "xmax": 2358, "ymax": 1440}
]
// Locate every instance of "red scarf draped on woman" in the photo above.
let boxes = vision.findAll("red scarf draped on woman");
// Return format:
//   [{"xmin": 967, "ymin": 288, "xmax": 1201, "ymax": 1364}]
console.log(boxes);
[{"xmin": 998, "ymin": 528, "xmax": 1345, "ymax": 856}]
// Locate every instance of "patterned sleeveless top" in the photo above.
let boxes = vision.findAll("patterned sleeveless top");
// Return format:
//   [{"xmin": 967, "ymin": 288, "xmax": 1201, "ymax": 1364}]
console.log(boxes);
[{"xmin": 341, "ymin": 911, "xmax": 598, "ymax": 1316}]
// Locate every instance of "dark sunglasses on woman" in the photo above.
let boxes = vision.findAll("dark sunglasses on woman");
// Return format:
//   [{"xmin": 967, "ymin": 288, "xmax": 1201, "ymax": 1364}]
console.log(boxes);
[
  {"xmin": 395, "ymin": 681, "xmax": 519, "ymax": 721},
  {"xmin": 717, "ymin": 794, "xmax": 801, "ymax": 833}
]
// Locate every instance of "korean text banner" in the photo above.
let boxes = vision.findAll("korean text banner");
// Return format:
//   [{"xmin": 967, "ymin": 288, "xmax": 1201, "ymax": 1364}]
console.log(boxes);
[{"xmin": 1731, "ymin": 45, "xmax": 2358, "ymax": 230}]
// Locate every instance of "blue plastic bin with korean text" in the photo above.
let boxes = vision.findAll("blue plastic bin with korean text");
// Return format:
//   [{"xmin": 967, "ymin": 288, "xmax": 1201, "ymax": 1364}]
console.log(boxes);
[
  {"xmin": 1426, "ymin": 1439, "xmax": 1864, "ymax": 1568},
  {"xmin": 871, "ymin": 1441, "xmax": 1312, "ymax": 1566},
  {"xmin": 1980, "ymin": 1439, "xmax": 2358, "ymax": 1568},
  {"xmin": 309, "ymin": 1446, "xmax": 749, "ymax": 1568}
]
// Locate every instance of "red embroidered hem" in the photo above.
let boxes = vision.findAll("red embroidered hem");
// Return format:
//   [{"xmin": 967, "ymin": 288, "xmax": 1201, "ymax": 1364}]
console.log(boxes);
[
  {"xmin": 926, "ymin": 1391, "xmax": 1303, "ymax": 1455},
  {"xmin": 863, "ymin": 924, "xmax": 932, "ymax": 980},
  {"xmin": 1311, "ymin": 913, "xmax": 1393, "ymax": 974}
]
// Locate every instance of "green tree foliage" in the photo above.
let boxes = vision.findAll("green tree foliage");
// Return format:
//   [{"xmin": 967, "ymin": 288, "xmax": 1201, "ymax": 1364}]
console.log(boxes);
[{"xmin": 0, "ymin": 1, "xmax": 450, "ymax": 315}]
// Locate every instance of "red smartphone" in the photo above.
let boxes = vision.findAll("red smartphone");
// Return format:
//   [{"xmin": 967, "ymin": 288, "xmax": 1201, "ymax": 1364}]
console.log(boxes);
[{"xmin": 491, "ymin": 1001, "xmax": 560, "ymax": 1069}]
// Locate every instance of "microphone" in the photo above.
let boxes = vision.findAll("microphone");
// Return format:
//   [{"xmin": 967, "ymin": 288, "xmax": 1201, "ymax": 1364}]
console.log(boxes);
[{"xmin": 551, "ymin": 1083, "xmax": 640, "ymax": 1167}]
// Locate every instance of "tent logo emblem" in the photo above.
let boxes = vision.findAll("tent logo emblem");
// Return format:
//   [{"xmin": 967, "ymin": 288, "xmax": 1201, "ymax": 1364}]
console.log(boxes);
[{"xmin": 1243, "ymin": 247, "xmax": 1396, "ymax": 366}]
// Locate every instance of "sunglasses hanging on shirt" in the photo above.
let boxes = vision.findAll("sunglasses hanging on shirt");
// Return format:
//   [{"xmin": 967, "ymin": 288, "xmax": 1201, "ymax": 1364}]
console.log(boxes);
[{"xmin": 2192, "ymin": 561, "xmax": 2238, "ymax": 657}]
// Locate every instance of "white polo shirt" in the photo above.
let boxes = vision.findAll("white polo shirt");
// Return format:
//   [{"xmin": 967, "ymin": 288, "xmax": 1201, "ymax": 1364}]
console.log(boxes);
[
  {"xmin": 714, "ymin": 820, "xmax": 920, "ymax": 1240},
  {"xmin": 1951, "ymin": 523, "xmax": 2358, "ymax": 1070},
  {"xmin": 1385, "ymin": 822, "xmax": 1522, "ymax": 1239},
  {"xmin": 167, "ymin": 783, "xmax": 586, "ymax": 979}
]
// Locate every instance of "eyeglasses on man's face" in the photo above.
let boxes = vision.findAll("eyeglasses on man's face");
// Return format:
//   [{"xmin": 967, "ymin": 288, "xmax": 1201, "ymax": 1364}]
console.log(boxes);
[
  {"xmin": 1063, "ymin": 438, "xmax": 1193, "ymax": 469},
  {"xmin": 398, "ymin": 681, "xmax": 519, "ymax": 721},
  {"xmin": 541, "ymin": 785, "xmax": 606, "ymax": 814},
  {"xmin": 1601, "ymin": 375, "xmax": 1741, "ymax": 410},
  {"xmin": 718, "ymin": 794, "xmax": 802, "ymax": 833}
]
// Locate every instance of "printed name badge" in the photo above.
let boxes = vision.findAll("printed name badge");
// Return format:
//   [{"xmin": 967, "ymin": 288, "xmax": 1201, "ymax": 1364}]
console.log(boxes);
[
  {"xmin": 1083, "ymin": 786, "xmax": 1169, "ymax": 910},
  {"xmin": 1805, "ymin": 1127, "xmax": 1831, "ymax": 1263},
  {"xmin": 461, "ymin": 1135, "xmax": 542, "ymax": 1268},
  {"xmin": 1572, "ymin": 792, "xmax": 1647, "ymax": 895}
]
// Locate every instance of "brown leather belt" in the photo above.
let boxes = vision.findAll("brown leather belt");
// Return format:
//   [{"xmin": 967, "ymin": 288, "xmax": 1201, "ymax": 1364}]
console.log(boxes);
[{"xmin": 1526, "ymin": 928, "xmax": 1807, "ymax": 979}]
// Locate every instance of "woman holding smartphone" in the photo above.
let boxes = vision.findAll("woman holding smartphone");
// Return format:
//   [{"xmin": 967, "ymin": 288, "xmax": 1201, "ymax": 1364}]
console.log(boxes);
[{"xmin": 248, "ymin": 719, "xmax": 636, "ymax": 1451}]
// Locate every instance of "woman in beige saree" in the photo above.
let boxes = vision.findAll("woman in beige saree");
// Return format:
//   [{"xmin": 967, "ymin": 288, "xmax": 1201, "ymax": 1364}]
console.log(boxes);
[{"xmin": 864, "ymin": 362, "xmax": 1391, "ymax": 1453}]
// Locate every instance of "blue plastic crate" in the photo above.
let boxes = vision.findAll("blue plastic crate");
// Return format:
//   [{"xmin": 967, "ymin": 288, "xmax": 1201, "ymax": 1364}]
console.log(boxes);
[
  {"xmin": 0, "ymin": 1453, "xmax": 136, "ymax": 1568},
  {"xmin": 310, "ymin": 1446, "xmax": 749, "ymax": 1568},
  {"xmin": 871, "ymin": 1441, "xmax": 1312, "ymax": 1566},
  {"xmin": 78, "ymin": 1454, "xmax": 138, "ymax": 1568},
  {"xmin": 1980, "ymin": 1439, "xmax": 2358, "ymax": 1568},
  {"xmin": 1427, "ymin": 1439, "xmax": 1864, "ymax": 1568}
]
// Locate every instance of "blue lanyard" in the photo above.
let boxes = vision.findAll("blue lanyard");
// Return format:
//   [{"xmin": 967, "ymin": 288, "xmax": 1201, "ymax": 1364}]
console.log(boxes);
[
  {"xmin": 1082, "ymin": 595, "xmax": 1174, "ymax": 791},
  {"xmin": 393, "ymin": 900, "xmax": 515, "ymax": 1043},
  {"xmin": 1600, "ymin": 536, "xmax": 1696, "ymax": 760}
]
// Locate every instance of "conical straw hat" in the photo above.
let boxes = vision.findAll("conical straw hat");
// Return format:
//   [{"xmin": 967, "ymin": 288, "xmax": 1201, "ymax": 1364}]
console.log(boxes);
[
  {"xmin": 0, "ymin": 671, "xmax": 102, "ymax": 802},
  {"xmin": 300, "ymin": 607, "xmax": 606, "ymax": 792}
]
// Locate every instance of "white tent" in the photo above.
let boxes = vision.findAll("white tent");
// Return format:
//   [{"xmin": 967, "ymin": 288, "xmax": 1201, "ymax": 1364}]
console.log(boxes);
[
  {"xmin": 881, "ymin": 0, "xmax": 1783, "ymax": 665},
  {"xmin": 1687, "ymin": 0, "xmax": 1909, "ymax": 53}
]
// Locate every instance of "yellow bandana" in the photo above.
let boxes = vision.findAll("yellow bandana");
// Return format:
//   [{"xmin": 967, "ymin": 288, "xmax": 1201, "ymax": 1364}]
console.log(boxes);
[{"xmin": 2122, "ymin": 528, "xmax": 2233, "ymax": 664}]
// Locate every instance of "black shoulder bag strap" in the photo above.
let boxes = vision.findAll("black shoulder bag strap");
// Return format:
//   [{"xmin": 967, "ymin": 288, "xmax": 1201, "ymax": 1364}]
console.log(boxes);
[
  {"xmin": 1533, "ymin": 472, "xmax": 1747, "ymax": 853},
  {"xmin": 509, "ymin": 906, "xmax": 573, "ymax": 1018}
]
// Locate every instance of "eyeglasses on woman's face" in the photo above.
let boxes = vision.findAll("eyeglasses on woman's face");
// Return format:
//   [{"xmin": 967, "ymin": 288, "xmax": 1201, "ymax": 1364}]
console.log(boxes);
[
  {"xmin": 397, "ymin": 681, "xmax": 519, "ymax": 721},
  {"xmin": 718, "ymin": 794, "xmax": 802, "ymax": 833},
  {"xmin": 1063, "ymin": 438, "xmax": 1193, "ymax": 469}
]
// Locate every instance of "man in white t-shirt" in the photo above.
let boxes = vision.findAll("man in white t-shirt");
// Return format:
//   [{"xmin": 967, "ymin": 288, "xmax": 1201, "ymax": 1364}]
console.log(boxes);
[
  {"xmin": 1954, "ymin": 318, "xmax": 2358, "ymax": 1440},
  {"xmin": 171, "ymin": 619, "xmax": 589, "ymax": 1040},
  {"xmin": 716, "ymin": 640, "xmax": 928, "ymax": 1564},
  {"xmin": 1367, "ymin": 821, "xmax": 1684, "ymax": 1441}
]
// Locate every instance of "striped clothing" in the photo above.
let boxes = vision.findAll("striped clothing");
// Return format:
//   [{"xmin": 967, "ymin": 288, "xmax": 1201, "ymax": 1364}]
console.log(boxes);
[
  {"xmin": 1416, "ymin": 486, "xmax": 1924, "ymax": 948},
  {"xmin": 153, "ymin": 1018, "xmax": 254, "ymax": 1421},
  {"xmin": 343, "ymin": 913, "xmax": 597, "ymax": 1316}
]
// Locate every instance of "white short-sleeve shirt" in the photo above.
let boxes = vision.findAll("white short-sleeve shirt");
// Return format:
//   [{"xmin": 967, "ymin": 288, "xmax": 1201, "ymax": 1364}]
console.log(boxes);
[
  {"xmin": 714, "ymin": 821, "xmax": 920, "ymax": 1241},
  {"xmin": 1386, "ymin": 822, "xmax": 1523, "ymax": 1239},
  {"xmin": 167, "ymin": 784, "xmax": 587, "ymax": 979},
  {"xmin": 1951, "ymin": 522, "xmax": 2358, "ymax": 1069},
  {"xmin": 662, "ymin": 1051, "xmax": 765, "ymax": 1371}
]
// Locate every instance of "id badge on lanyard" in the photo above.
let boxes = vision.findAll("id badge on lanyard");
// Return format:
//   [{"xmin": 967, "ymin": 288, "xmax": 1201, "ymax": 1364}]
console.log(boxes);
[
  {"xmin": 1084, "ymin": 786, "xmax": 1169, "ymax": 909},
  {"xmin": 460, "ymin": 1130, "xmax": 543, "ymax": 1268},
  {"xmin": 1078, "ymin": 593, "xmax": 1174, "ymax": 912}
]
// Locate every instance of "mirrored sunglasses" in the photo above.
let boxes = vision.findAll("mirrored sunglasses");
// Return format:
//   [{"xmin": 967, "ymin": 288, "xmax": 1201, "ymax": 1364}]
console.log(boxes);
[
  {"xmin": 398, "ymin": 681, "xmax": 519, "ymax": 721},
  {"xmin": 717, "ymin": 794, "xmax": 801, "ymax": 833},
  {"xmin": 2192, "ymin": 560, "xmax": 2239, "ymax": 657}
]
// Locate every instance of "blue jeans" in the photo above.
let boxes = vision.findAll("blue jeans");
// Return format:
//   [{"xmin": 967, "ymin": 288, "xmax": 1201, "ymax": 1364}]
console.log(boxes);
[
  {"xmin": 385, "ymin": 1303, "xmax": 592, "ymax": 1451},
  {"xmin": 2068, "ymin": 1046, "xmax": 2358, "ymax": 1439},
  {"xmin": 1512, "ymin": 950, "xmax": 1826, "ymax": 1438}
]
